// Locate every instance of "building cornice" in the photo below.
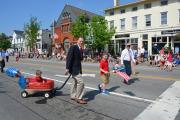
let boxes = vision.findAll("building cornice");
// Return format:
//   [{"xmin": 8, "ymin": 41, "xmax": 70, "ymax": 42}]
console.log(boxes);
[
  {"xmin": 105, "ymin": 0, "xmax": 158, "ymax": 12},
  {"xmin": 114, "ymin": 25, "xmax": 180, "ymax": 36}
]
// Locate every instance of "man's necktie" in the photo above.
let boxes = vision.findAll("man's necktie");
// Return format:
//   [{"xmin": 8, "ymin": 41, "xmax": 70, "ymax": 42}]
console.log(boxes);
[{"xmin": 80, "ymin": 47, "xmax": 83, "ymax": 59}]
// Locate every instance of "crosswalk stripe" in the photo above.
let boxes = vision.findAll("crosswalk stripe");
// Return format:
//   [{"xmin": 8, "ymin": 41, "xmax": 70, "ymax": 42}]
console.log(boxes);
[
  {"xmin": 55, "ymin": 74, "xmax": 96, "ymax": 78},
  {"xmin": 134, "ymin": 81, "xmax": 180, "ymax": 120}
]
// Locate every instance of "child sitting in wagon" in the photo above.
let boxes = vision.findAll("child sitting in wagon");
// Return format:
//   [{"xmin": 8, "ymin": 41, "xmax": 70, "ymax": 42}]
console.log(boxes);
[{"xmin": 17, "ymin": 70, "xmax": 48, "ymax": 89}]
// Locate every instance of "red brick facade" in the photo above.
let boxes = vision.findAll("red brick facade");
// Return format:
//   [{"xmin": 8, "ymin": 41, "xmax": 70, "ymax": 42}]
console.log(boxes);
[
  {"xmin": 52, "ymin": 5, "xmax": 98, "ymax": 54},
  {"xmin": 53, "ymin": 18, "xmax": 78, "ymax": 53}
]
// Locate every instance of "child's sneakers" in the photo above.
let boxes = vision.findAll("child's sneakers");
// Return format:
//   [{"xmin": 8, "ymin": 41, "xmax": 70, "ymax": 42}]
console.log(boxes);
[{"xmin": 101, "ymin": 90, "xmax": 110, "ymax": 95}]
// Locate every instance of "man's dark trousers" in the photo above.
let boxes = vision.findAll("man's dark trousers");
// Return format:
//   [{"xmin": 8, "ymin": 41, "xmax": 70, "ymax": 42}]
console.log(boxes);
[
  {"xmin": 123, "ymin": 60, "xmax": 132, "ymax": 76},
  {"xmin": 0, "ymin": 59, "xmax": 5, "ymax": 73}
]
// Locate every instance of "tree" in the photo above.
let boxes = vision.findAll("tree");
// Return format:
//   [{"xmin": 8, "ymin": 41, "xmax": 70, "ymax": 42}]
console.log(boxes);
[
  {"xmin": 24, "ymin": 17, "xmax": 41, "ymax": 52},
  {"xmin": 0, "ymin": 33, "xmax": 7, "ymax": 40},
  {"xmin": 90, "ymin": 16, "xmax": 115, "ymax": 53},
  {"xmin": 71, "ymin": 14, "xmax": 89, "ymax": 40},
  {"xmin": 0, "ymin": 33, "xmax": 11, "ymax": 50}
]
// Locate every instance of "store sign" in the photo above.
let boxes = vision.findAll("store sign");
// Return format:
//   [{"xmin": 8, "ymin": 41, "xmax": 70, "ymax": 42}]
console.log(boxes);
[
  {"xmin": 115, "ymin": 34, "xmax": 130, "ymax": 38},
  {"xmin": 161, "ymin": 29, "xmax": 180, "ymax": 35}
]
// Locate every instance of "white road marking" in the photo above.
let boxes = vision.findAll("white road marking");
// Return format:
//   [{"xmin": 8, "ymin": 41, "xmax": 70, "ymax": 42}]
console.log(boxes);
[
  {"xmin": 135, "ymin": 81, "xmax": 180, "ymax": 120},
  {"xmin": 22, "ymin": 72, "xmax": 154, "ymax": 103},
  {"xmin": 82, "ymin": 74, "xmax": 96, "ymax": 77},
  {"xmin": 55, "ymin": 74, "xmax": 96, "ymax": 78},
  {"xmin": 54, "ymin": 75, "xmax": 67, "ymax": 78}
]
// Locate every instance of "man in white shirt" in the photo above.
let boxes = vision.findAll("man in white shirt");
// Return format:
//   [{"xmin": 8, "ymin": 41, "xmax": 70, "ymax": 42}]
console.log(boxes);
[
  {"xmin": 121, "ymin": 43, "xmax": 136, "ymax": 84},
  {"xmin": 5, "ymin": 51, "xmax": 9, "ymax": 62}
]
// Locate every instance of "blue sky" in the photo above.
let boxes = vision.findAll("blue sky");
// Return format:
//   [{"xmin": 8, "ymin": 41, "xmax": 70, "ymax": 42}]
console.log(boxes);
[{"xmin": 0, "ymin": 0, "xmax": 137, "ymax": 35}]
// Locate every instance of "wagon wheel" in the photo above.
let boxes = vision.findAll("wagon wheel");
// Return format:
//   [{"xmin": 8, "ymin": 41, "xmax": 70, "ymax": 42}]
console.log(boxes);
[
  {"xmin": 44, "ymin": 92, "xmax": 51, "ymax": 98},
  {"xmin": 21, "ymin": 91, "xmax": 28, "ymax": 98}
]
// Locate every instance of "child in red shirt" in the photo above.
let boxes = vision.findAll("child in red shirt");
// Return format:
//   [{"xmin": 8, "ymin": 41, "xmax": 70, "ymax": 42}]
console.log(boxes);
[
  {"xmin": 98, "ymin": 53, "xmax": 110, "ymax": 95},
  {"xmin": 35, "ymin": 70, "xmax": 44, "ymax": 82},
  {"xmin": 27, "ymin": 70, "xmax": 46, "ymax": 83}
]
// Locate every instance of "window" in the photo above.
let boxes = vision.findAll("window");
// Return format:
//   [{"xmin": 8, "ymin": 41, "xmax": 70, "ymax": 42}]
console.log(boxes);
[
  {"xmin": 62, "ymin": 12, "xmax": 70, "ymax": 19},
  {"xmin": 161, "ymin": 12, "xmax": 167, "ymax": 25},
  {"xmin": 132, "ymin": 7, "xmax": 138, "ymax": 11},
  {"xmin": 161, "ymin": 0, "xmax": 168, "ymax": 6},
  {"xmin": 132, "ymin": 16, "xmax": 137, "ymax": 29},
  {"xmin": 120, "ymin": 18, "xmax": 125, "ymax": 30},
  {"xmin": 109, "ymin": 10, "xmax": 114, "ymax": 15},
  {"xmin": 110, "ymin": 20, "xmax": 114, "ymax": 29},
  {"xmin": 144, "ymin": 3, "xmax": 151, "ymax": 9},
  {"xmin": 143, "ymin": 34, "xmax": 148, "ymax": 40},
  {"xmin": 145, "ymin": 14, "xmax": 151, "ymax": 27},
  {"xmin": 120, "ymin": 9, "xmax": 125, "ymax": 14}
]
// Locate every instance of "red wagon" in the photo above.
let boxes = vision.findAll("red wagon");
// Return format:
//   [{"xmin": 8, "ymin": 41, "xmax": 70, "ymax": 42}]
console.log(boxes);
[{"xmin": 20, "ymin": 77, "xmax": 55, "ymax": 98}]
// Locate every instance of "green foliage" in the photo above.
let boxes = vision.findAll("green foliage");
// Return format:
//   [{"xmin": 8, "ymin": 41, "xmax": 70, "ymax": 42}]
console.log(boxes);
[
  {"xmin": 90, "ymin": 16, "xmax": 115, "ymax": 53},
  {"xmin": 71, "ymin": 15, "xmax": 115, "ymax": 53},
  {"xmin": 71, "ymin": 14, "xmax": 89, "ymax": 39},
  {"xmin": 0, "ymin": 40, "xmax": 11, "ymax": 50},
  {"xmin": 24, "ymin": 17, "xmax": 41, "ymax": 51},
  {"xmin": 0, "ymin": 33, "xmax": 11, "ymax": 50},
  {"xmin": 0, "ymin": 33, "xmax": 7, "ymax": 40}
]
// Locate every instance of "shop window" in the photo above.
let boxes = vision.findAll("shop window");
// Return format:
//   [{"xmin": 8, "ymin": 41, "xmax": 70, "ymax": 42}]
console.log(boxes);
[{"xmin": 162, "ymin": 37, "xmax": 167, "ymax": 42}]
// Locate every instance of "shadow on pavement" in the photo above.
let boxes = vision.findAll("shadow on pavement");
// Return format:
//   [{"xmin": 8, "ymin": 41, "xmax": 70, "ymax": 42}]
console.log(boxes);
[
  {"xmin": 54, "ymin": 91, "xmax": 69, "ymax": 97},
  {"xmin": 123, "ymin": 91, "xmax": 136, "ymax": 96},
  {"xmin": 108, "ymin": 86, "xmax": 120, "ymax": 92},
  {"xmin": 83, "ymin": 90, "xmax": 99, "ymax": 102},
  {"xmin": 84, "ymin": 86, "xmax": 120, "ymax": 102},
  {"xmin": 128, "ymin": 77, "xmax": 140, "ymax": 85},
  {"xmin": 35, "ymin": 98, "xmax": 47, "ymax": 104},
  {"xmin": 34, "ymin": 91, "xmax": 69, "ymax": 104}
]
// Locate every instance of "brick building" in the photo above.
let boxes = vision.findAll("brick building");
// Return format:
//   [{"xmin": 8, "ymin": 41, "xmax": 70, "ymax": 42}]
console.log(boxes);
[{"xmin": 52, "ymin": 4, "xmax": 98, "ymax": 54}]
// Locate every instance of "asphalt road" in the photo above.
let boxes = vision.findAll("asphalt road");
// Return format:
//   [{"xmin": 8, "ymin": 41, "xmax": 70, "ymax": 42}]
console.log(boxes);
[{"xmin": 0, "ymin": 57, "xmax": 179, "ymax": 120}]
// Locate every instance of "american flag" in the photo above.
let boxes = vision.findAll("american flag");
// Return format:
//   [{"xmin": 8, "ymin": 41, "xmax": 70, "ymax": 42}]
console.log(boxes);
[{"xmin": 115, "ymin": 71, "xmax": 130, "ymax": 82}]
